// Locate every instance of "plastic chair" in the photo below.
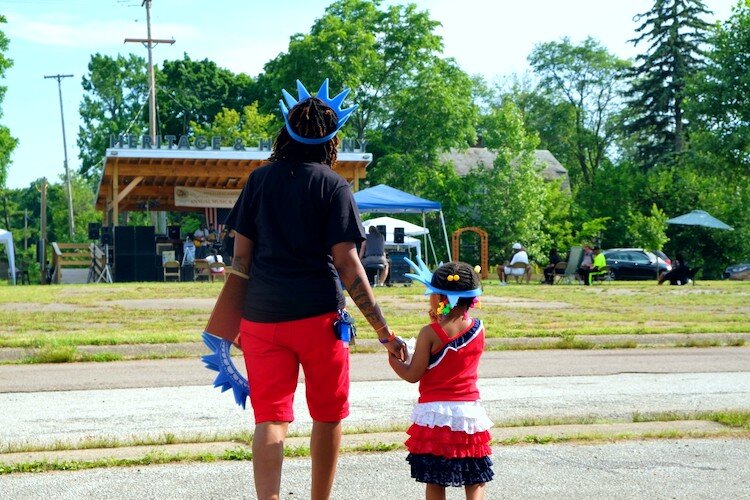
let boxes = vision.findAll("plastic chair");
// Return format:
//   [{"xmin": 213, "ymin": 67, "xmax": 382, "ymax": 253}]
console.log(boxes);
[{"xmin": 588, "ymin": 266, "xmax": 610, "ymax": 285}]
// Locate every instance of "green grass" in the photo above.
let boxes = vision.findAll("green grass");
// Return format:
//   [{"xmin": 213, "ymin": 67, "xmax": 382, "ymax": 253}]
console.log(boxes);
[{"xmin": 1, "ymin": 280, "xmax": 749, "ymax": 352}]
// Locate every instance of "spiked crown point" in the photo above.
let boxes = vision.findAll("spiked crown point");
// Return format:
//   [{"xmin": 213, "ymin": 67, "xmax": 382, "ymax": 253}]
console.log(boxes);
[{"xmin": 278, "ymin": 78, "xmax": 358, "ymax": 145}]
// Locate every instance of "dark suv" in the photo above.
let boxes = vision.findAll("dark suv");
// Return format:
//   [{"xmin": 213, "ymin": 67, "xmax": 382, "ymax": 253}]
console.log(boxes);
[{"xmin": 603, "ymin": 248, "xmax": 671, "ymax": 280}]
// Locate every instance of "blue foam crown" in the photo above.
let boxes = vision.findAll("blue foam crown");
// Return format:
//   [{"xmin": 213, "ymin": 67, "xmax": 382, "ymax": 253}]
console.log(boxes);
[{"xmin": 279, "ymin": 79, "xmax": 358, "ymax": 145}]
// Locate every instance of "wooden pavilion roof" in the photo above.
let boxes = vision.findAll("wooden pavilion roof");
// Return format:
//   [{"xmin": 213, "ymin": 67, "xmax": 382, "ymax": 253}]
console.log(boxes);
[{"xmin": 96, "ymin": 148, "xmax": 372, "ymax": 216}]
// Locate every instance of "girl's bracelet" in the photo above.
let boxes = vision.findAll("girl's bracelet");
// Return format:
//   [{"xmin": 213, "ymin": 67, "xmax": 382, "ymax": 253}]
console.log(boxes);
[
  {"xmin": 378, "ymin": 332, "xmax": 396, "ymax": 344},
  {"xmin": 375, "ymin": 324, "xmax": 389, "ymax": 333}
]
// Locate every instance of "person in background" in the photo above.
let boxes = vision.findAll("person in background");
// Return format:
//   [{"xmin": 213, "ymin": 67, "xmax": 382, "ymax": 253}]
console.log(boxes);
[
  {"xmin": 359, "ymin": 226, "xmax": 389, "ymax": 286},
  {"xmin": 659, "ymin": 253, "xmax": 693, "ymax": 285},
  {"xmin": 498, "ymin": 242, "xmax": 530, "ymax": 285},
  {"xmin": 226, "ymin": 79, "xmax": 407, "ymax": 500},
  {"xmin": 542, "ymin": 248, "xmax": 563, "ymax": 285},
  {"xmin": 576, "ymin": 244, "xmax": 593, "ymax": 283},
  {"xmin": 193, "ymin": 223, "xmax": 208, "ymax": 259},
  {"xmin": 222, "ymin": 228, "xmax": 236, "ymax": 265},
  {"xmin": 579, "ymin": 246, "xmax": 606, "ymax": 285}
]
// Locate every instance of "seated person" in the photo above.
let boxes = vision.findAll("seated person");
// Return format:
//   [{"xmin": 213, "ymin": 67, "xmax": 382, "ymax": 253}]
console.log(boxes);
[
  {"xmin": 498, "ymin": 242, "xmax": 530, "ymax": 285},
  {"xmin": 543, "ymin": 248, "xmax": 563, "ymax": 284},
  {"xmin": 659, "ymin": 253, "xmax": 693, "ymax": 285},
  {"xmin": 576, "ymin": 244, "xmax": 593, "ymax": 282},
  {"xmin": 205, "ymin": 249, "xmax": 225, "ymax": 274},
  {"xmin": 359, "ymin": 226, "xmax": 389, "ymax": 286},
  {"xmin": 207, "ymin": 224, "xmax": 218, "ymax": 242},
  {"xmin": 193, "ymin": 224, "xmax": 208, "ymax": 259},
  {"xmin": 579, "ymin": 246, "xmax": 606, "ymax": 285}
]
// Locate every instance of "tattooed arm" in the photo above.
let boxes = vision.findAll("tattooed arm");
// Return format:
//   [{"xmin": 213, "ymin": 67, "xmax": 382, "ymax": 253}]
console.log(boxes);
[{"xmin": 331, "ymin": 242, "xmax": 406, "ymax": 361}]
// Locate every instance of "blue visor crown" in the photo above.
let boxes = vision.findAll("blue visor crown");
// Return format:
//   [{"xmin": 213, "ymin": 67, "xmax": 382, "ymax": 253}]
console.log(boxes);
[
  {"xmin": 404, "ymin": 256, "xmax": 482, "ymax": 307},
  {"xmin": 279, "ymin": 79, "xmax": 358, "ymax": 145}
]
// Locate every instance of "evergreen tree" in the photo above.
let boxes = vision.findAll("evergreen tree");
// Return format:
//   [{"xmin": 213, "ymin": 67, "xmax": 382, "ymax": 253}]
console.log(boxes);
[{"xmin": 623, "ymin": 0, "xmax": 711, "ymax": 168}]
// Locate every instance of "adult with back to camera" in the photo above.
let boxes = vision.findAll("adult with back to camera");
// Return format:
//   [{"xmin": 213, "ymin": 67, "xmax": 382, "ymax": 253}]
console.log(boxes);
[
  {"xmin": 359, "ymin": 225, "xmax": 389, "ymax": 286},
  {"xmin": 226, "ymin": 79, "xmax": 407, "ymax": 500}
]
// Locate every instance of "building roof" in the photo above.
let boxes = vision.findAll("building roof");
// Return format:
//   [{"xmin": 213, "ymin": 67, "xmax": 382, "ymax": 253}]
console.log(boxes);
[
  {"xmin": 441, "ymin": 148, "xmax": 569, "ymax": 189},
  {"xmin": 95, "ymin": 147, "xmax": 372, "ymax": 214}
]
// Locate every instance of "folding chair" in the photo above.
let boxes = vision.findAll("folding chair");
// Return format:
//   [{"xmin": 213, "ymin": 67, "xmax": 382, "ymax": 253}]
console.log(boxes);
[
  {"xmin": 589, "ymin": 266, "xmax": 610, "ymax": 285},
  {"xmin": 163, "ymin": 261, "xmax": 180, "ymax": 282},
  {"xmin": 208, "ymin": 261, "xmax": 226, "ymax": 282},
  {"xmin": 509, "ymin": 261, "xmax": 531, "ymax": 283},
  {"xmin": 193, "ymin": 259, "xmax": 210, "ymax": 282},
  {"xmin": 552, "ymin": 261, "xmax": 568, "ymax": 284}
]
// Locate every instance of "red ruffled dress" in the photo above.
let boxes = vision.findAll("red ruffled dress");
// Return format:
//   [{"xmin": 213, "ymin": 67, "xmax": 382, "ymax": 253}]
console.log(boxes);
[{"xmin": 406, "ymin": 318, "xmax": 494, "ymax": 486}]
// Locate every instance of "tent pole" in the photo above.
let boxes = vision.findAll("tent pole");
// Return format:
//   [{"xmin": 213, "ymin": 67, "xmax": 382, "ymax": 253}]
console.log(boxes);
[
  {"xmin": 422, "ymin": 212, "xmax": 428, "ymax": 266},
  {"xmin": 439, "ymin": 210, "xmax": 452, "ymax": 261},
  {"xmin": 428, "ymin": 233, "xmax": 438, "ymax": 265}
]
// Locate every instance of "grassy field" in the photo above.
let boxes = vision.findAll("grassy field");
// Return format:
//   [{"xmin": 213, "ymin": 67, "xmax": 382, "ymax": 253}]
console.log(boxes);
[{"xmin": 0, "ymin": 279, "xmax": 748, "ymax": 354}]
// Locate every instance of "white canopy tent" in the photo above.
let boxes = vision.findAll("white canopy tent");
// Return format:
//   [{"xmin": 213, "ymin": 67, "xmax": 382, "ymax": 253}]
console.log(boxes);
[
  {"xmin": 361, "ymin": 216, "xmax": 428, "ymax": 258},
  {"xmin": 0, "ymin": 229, "xmax": 16, "ymax": 285}
]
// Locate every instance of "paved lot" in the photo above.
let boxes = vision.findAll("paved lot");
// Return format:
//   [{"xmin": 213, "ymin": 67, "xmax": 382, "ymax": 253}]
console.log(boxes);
[
  {"xmin": 1, "ymin": 439, "xmax": 749, "ymax": 499},
  {"xmin": 1, "ymin": 347, "xmax": 748, "ymax": 499}
]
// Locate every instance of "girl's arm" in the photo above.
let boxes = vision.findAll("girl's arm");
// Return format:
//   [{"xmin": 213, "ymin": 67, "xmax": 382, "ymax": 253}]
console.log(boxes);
[{"xmin": 388, "ymin": 325, "xmax": 438, "ymax": 383}]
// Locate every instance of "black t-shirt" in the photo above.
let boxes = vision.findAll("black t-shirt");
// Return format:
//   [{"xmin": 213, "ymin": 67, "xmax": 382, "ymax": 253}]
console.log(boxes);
[{"xmin": 225, "ymin": 160, "xmax": 365, "ymax": 322}]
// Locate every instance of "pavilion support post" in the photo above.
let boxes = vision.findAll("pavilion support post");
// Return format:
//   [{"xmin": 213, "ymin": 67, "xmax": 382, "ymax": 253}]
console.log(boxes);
[{"xmin": 112, "ymin": 164, "xmax": 119, "ymax": 227}]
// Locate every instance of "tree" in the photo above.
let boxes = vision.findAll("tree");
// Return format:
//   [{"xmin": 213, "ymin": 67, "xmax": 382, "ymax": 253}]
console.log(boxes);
[
  {"xmin": 0, "ymin": 15, "xmax": 18, "ymax": 189},
  {"xmin": 77, "ymin": 53, "xmax": 148, "ymax": 179},
  {"xmin": 256, "ymin": 0, "xmax": 474, "ymax": 162},
  {"xmin": 190, "ymin": 102, "xmax": 277, "ymax": 147},
  {"xmin": 157, "ymin": 54, "xmax": 258, "ymax": 135},
  {"xmin": 687, "ymin": 1, "xmax": 750, "ymax": 176},
  {"xmin": 623, "ymin": 0, "xmax": 712, "ymax": 168},
  {"xmin": 528, "ymin": 37, "xmax": 629, "ymax": 185}
]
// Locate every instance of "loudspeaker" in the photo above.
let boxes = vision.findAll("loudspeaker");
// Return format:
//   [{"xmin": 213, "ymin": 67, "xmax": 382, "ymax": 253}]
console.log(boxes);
[
  {"xmin": 134, "ymin": 254, "xmax": 159, "ymax": 282},
  {"xmin": 114, "ymin": 226, "xmax": 136, "ymax": 254},
  {"xmin": 100, "ymin": 227, "xmax": 113, "ymax": 246},
  {"xmin": 114, "ymin": 254, "xmax": 136, "ymax": 282},
  {"xmin": 135, "ymin": 226, "xmax": 155, "ymax": 254},
  {"xmin": 387, "ymin": 251, "xmax": 411, "ymax": 283},
  {"xmin": 88, "ymin": 222, "xmax": 101, "ymax": 240},
  {"xmin": 168, "ymin": 225, "xmax": 181, "ymax": 240},
  {"xmin": 376, "ymin": 225, "xmax": 387, "ymax": 237},
  {"xmin": 394, "ymin": 227, "xmax": 405, "ymax": 244}
]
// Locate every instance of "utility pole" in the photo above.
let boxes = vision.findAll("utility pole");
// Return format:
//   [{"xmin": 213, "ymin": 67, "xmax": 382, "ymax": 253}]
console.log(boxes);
[
  {"xmin": 124, "ymin": 0, "xmax": 174, "ymax": 145},
  {"xmin": 125, "ymin": 0, "xmax": 174, "ymax": 234},
  {"xmin": 39, "ymin": 178, "xmax": 48, "ymax": 284},
  {"xmin": 44, "ymin": 73, "xmax": 75, "ymax": 240}
]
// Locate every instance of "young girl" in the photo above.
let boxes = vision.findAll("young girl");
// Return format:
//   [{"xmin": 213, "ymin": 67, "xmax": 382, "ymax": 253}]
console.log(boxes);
[{"xmin": 389, "ymin": 258, "xmax": 494, "ymax": 500}]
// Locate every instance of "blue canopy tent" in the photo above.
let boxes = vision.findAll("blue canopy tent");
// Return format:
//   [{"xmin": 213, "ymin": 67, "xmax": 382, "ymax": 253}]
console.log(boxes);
[{"xmin": 354, "ymin": 184, "xmax": 451, "ymax": 265}]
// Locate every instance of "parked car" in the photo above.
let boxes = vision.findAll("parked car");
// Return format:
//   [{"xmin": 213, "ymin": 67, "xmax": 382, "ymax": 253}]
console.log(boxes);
[
  {"xmin": 653, "ymin": 249, "xmax": 671, "ymax": 268},
  {"xmin": 602, "ymin": 248, "xmax": 671, "ymax": 280},
  {"xmin": 724, "ymin": 263, "xmax": 750, "ymax": 280}
]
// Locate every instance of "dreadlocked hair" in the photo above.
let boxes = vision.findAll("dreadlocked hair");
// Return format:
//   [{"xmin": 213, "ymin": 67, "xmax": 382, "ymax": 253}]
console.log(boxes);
[
  {"xmin": 269, "ymin": 97, "xmax": 339, "ymax": 167},
  {"xmin": 431, "ymin": 261, "xmax": 482, "ymax": 310}
]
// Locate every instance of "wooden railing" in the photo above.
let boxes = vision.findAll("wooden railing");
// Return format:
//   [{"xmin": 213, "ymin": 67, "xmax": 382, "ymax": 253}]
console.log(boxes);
[{"xmin": 51, "ymin": 243, "xmax": 94, "ymax": 284}]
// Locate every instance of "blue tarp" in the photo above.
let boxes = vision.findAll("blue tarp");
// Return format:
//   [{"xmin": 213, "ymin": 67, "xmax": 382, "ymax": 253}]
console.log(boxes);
[{"xmin": 353, "ymin": 184, "xmax": 441, "ymax": 213}]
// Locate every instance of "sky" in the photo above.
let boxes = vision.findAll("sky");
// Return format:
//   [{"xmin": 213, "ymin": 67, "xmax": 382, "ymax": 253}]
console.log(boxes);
[{"xmin": 0, "ymin": 0, "xmax": 736, "ymax": 189}]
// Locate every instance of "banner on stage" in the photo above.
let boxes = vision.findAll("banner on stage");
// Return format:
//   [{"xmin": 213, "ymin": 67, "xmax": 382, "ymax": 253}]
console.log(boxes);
[{"xmin": 175, "ymin": 187, "xmax": 241, "ymax": 208}]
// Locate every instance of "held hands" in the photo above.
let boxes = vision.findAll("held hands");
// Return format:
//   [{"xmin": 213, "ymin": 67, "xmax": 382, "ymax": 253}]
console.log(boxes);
[{"xmin": 380, "ymin": 330, "xmax": 407, "ymax": 361}]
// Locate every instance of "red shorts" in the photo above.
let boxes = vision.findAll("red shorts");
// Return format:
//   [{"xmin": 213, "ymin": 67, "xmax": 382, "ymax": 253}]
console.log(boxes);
[{"xmin": 239, "ymin": 311, "xmax": 350, "ymax": 424}]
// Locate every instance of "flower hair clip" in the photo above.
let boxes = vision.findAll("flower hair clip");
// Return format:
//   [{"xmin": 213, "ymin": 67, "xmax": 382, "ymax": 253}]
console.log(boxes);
[{"xmin": 436, "ymin": 301, "xmax": 452, "ymax": 317}]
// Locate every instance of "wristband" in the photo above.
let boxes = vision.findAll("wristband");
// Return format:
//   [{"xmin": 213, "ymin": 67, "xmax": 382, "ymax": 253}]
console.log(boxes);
[{"xmin": 379, "ymin": 332, "xmax": 396, "ymax": 344}]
